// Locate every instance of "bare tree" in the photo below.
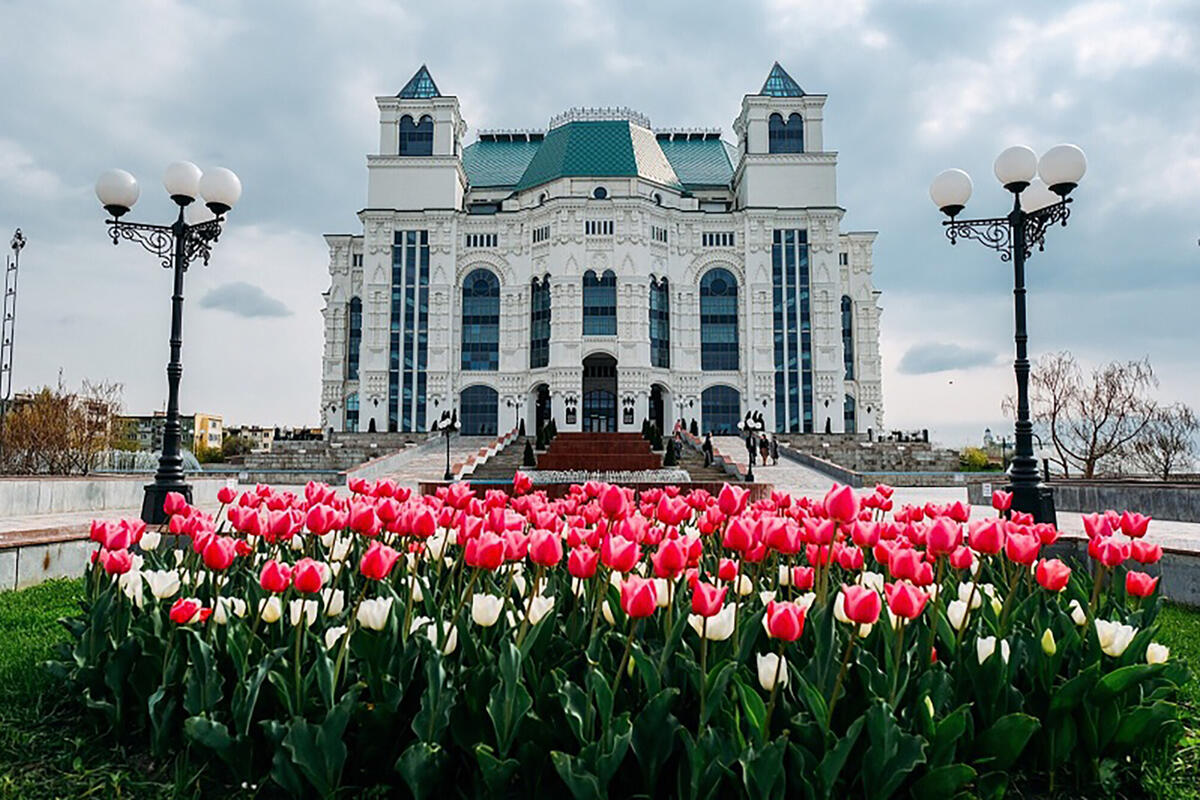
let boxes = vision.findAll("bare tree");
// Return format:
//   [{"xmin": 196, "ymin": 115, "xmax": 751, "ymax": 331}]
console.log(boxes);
[
  {"xmin": 0, "ymin": 379, "xmax": 124, "ymax": 474},
  {"xmin": 1022, "ymin": 352, "xmax": 1158, "ymax": 478},
  {"xmin": 1130, "ymin": 403, "xmax": 1198, "ymax": 480}
]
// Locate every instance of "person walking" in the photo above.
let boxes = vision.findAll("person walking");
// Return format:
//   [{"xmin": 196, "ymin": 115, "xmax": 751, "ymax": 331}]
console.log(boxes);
[
  {"xmin": 702, "ymin": 432, "xmax": 713, "ymax": 467},
  {"xmin": 759, "ymin": 436, "xmax": 770, "ymax": 466},
  {"xmin": 770, "ymin": 435, "xmax": 779, "ymax": 466}
]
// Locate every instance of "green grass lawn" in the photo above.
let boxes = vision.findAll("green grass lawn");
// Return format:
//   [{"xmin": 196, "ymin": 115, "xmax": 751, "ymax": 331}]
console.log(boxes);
[{"xmin": 1, "ymin": 578, "xmax": 1198, "ymax": 798}]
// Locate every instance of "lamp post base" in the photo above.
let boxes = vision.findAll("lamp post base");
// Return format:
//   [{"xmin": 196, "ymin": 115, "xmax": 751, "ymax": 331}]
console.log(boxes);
[
  {"xmin": 141, "ymin": 482, "xmax": 192, "ymax": 525},
  {"xmin": 1009, "ymin": 482, "xmax": 1056, "ymax": 526}
]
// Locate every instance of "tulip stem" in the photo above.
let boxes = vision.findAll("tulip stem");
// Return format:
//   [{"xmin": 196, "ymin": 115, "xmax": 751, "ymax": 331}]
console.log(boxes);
[
  {"xmin": 826, "ymin": 634, "xmax": 856, "ymax": 728},
  {"xmin": 997, "ymin": 564, "xmax": 1024, "ymax": 634},
  {"xmin": 923, "ymin": 557, "xmax": 946, "ymax": 666},
  {"xmin": 516, "ymin": 565, "xmax": 545, "ymax": 648},
  {"xmin": 611, "ymin": 618, "xmax": 640, "ymax": 700},
  {"xmin": 762, "ymin": 640, "xmax": 786, "ymax": 743},
  {"xmin": 586, "ymin": 567, "xmax": 609, "ymax": 646},
  {"xmin": 698, "ymin": 619, "xmax": 708, "ymax": 728},
  {"xmin": 1088, "ymin": 564, "xmax": 1107, "ymax": 618},
  {"xmin": 954, "ymin": 566, "xmax": 983, "ymax": 650},
  {"xmin": 888, "ymin": 619, "xmax": 906, "ymax": 705},
  {"xmin": 332, "ymin": 581, "xmax": 370, "ymax": 691}
]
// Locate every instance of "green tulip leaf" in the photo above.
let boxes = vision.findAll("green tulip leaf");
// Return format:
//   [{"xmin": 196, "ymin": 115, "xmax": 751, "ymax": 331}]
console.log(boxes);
[
  {"xmin": 474, "ymin": 743, "xmax": 520, "ymax": 796},
  {"xmin": 630, "ymin": 688, "xmax": 679, "ymax": 789},
  {"xmin": 861, "ymin": 701, "xmax": 927, "ymax": 799},
  {"xmin": 970, "ymin": 712, "xmax": 1040, "ymax": 772},
  {"xmin": 910, "ymin": 763, "xmax": 976, "ymax": 796},
  {"xmin": 551, "ymin": 751, "xmax": 604, "ymax": 800},
  {"xmin": 816, "ymin": 714, "xmax": 864, "ymax": 798},
  {"xmin": 1092, "ymin": 664, "xmax": 1161, "ymax": 700},
  {"xmin": 739, "ymin": 735, "xmax": 788, "ymax": 800},
  {"xmin": 396, "ymin": 741, "xmax": 449, "ymax": 800}
]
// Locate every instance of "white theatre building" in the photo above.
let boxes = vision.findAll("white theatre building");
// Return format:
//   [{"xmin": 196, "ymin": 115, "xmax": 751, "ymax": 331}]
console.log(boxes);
[{"xmin": 321, "ymin": 64, "xmax": 883, "ymax": 438}]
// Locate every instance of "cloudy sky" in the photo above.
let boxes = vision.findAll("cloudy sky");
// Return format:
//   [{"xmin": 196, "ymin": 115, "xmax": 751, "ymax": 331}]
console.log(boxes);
[{"xmin": 1, "ymin": 0, "xmax": 1197, "ymax": 445}]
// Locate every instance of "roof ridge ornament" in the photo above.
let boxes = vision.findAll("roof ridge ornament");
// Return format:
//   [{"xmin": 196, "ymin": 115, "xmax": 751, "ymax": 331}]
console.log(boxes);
[
  {"xmin": 548, "ymin": 107, "xmax": 651, "ymax": 130},
  {"xmin": 398, "ymin": 65, "xmax": 441, "ymax": 99},
  {"xmin": 761, "ymin": 62, "xmax": 804, "ymax": 97}
]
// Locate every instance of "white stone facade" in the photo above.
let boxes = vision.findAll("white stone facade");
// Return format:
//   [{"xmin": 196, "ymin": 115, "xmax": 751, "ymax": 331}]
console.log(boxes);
[{"xmin": 321, "ymin": 67, "xmax": 883, "ymax": 438}]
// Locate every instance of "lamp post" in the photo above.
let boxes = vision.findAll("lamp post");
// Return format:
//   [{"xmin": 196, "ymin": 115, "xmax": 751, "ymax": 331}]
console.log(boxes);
[
  {"xmin": 434, "ymin": 408, "xmax": 459, "ymax": 481},
  {"xmin": 0, "ymin": 228, "xmax": 27, "ymax": 468},
  {"xmin": 95, "ymin": 162, "xmax": 242, "ymax": 523},
  {"xmin": 930, "ymin": 143, "xmax": 1086, "ymax": 523},
  {"xmin": 738, "ymin": 410, "xmax": 765, "ymax": 483}
]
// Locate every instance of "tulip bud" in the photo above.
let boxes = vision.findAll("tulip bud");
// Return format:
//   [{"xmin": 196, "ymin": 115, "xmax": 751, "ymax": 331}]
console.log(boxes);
[
  {"xmin": 322, "ymin": 588, "xmax": 345, "ymax": 617},
  {"xmin": 1040, "ymin": 628, "xmax": 1057, "ymax": 656},
  {"xmin": 756, "ymin": 652, "xmax": 788, "ymax": 691},
  {"xmin": 946, "ymin": 599, "xmax": 969, "ymax": 632},
  {"xmin": 1146, "ymin": 642, "xmax": 1170, "ymax": 664},
  {"xmin": 1095, "ymin": 619, "xmax": 1138, "ymax": 658},
  {"xmin": 140, "ymin": 531, "xmax": 162, "ymax": 552},
  {"xmin": 324, "ymin": 625, "xmax": 348, "ymax": 650},
  {"xmin": 923, "ymin": 696, "xmax": 935, "ymax": 720},
  {"xmin": 471, "ymin": 594, "xmax": 504, "ymax": 627},
  {"xmin": 259, "ymin": 596, "xmax": 282, "ymax": 624},
  {"xmin": 356, "ymin": 597, "xmax": 393, "ymax": 631},
  {"xmin": 1068, "ymin": 599, "xmax": 1087, "ymax": 626}
]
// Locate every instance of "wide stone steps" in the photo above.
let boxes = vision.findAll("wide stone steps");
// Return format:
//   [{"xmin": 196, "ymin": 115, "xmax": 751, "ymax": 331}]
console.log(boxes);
[{"xmin": 536, "ymin": 433, "xmax": 662, "ymax": 472}]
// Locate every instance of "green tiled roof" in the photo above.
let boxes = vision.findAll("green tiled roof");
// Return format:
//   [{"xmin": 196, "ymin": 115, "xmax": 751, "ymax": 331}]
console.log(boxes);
[
  {"xmin": 462, "ymin": 139, "xmax": 542, "ymax": 188},
  {"xmin": 657, "ymin": 137, "xmax": 735, "ymax": 188},
  {"xmin": 761, "ymin": 62, "xmax": 804, "ymax": 97},
  {"xmin": 513, "ymin": 120, "xmax": 683, "ymax": 192}
]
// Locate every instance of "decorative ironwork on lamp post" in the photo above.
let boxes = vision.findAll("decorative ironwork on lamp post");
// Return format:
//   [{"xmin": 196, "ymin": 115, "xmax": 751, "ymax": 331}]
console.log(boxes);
[
  {"xmin": 434, "ymin": 408, "xmax": 459, "ymax": 481},
  {"xmin": 94, "ymin": 162, "xmax": 242, "ymax": 523},
  {"xmin": 930, "ymin": 143, "xmax": 1087, "ymax": 524}
]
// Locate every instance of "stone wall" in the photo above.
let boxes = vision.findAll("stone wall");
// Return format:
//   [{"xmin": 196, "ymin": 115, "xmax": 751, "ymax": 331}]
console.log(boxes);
[
  {"xmin": 967, "ymin": 480, "xmax": 1200, "ymax": 523},
  {"xmin": 0, "ymin": 475, "xmax": 227, "ymax": 517}
]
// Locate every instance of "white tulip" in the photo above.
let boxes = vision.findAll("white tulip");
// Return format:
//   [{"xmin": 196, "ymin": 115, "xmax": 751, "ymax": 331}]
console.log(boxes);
[
  {"xmin": 570, "ymin": 577, "xmax": 587, "ymax": 598},
  {"xmin": 654, "ymin": 578, "xmax": 672, "ymax": 608},
  {"xmin": 734, "ymin": 574, "xmax": 754, "ymax": 596},
  {"xmin": 289, "ymin": 599, "xmax": 319, "ymax": 628},
  {"xmin": 356, "ymin": 597, "xmax": 393, "ymax": 631},
  {"xmin": 946, "ymin": 599, "xmax": 970, "ymax": 632},
  {"xmin": 688, "ymin": 604, "xmax": 735, "ymax": 642},
  {"xmin": 855, "ymin": 623, "xmax": 874, "ymax": 638},
  {"xmin": 957, "ymin": 582, "xmax": 983, "ymax": 610},
  {"xmin": 795, "ymin": 592, "xmax": 817, "ymax": 612},
  {"xmin": 525, "ymin": 594, "xmax": 555, "ymax": 625},
  {"xmin": 407, "ymin": 575, "xmax": 425, "ymax": 603},
  {"xmin": 833, "ymin": 591, "xmax": 850, "ymax": 624},
  {"xmin": 969, "ymin": 557, "xmax": 981, "ymax": 577},
  {"xmin": 1069, "ymin": 599, "xmax": 1087, "ymax": 626},
  {"xmin": 259, "ymin": 596, "xmax": 283, "ymax": 624},
  {"xmin": 777, "ymin": 565, "xmax": 792, "ymax": 587},
  {"xmin": 331, "ymin": 536, "xmax": 353, "ymax": 562},
  {"xmin": 289, "ymin": 535, "xmax": 304, "ymax": 551},
  {"xmin": 140, "ymin": 532, "xmax": 162, "ymax": 551},
  {"xmin": 425, "ymin": 620, "xmax": 458, "ymax": 655},
  {"xmin": 119, "ymin": 571, "xmax": 145, "ymax": 608},
  {"xmin": 976, "ymin": 636, "xmax": 1010, "ymax": 665},
  {"xmin": 173, "ymin": 549, "xmax": 185, "ymax": 567},
  {"xmin": 472, "ymin": 594, "xmax": 504, "ymax": 627},
  {"xmin": 602, "ymin": 600, "xmax": 615, "ymax": 626},
  {"xmin": 1146, "ymin": 642, "xmax": 1170, "ymax": 665},
  {"xmin": 513, "ymin": 570, "xmax": 528, "ymax": 597},
  {"xmin": 756, "ymin": 652, "xmax": 788, "ymax": 691},
  {"xmin": 859, "ymin": 571, "xmax": 886, "ymax": 593},
  {"xmin": 324, "ymin": 625, "xmax": 348, "ymax": 650},
  {"xmin": 320, "ymin": 531, "xmax": 336, "ymax": 549},
  {"xmin": 213, "ymin": 596, "xmax": 247, "ymax": 625},
  {"xmin": 322, "ymin": 588, "xmax": 345, "ymax": 617},
  {"xmin": 760, "ymin": 591, "xmax": 778, "ymax": 608},
  {"xmin": 1095, "ymin": 619, "xmax": 1138, "ymax": 658}
]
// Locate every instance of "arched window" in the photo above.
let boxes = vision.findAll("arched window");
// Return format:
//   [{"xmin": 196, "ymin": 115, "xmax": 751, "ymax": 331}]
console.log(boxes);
[
  {"xmin": 844, "ymin": 394, "xmax": 856, "ymax": 434},
  {"xmin": 700, "ymin": 268, "xmax": 739, "ymax": 370},
  {"xmin": 346, "ymin": 296, "xmax": 362, "ymax": 380},
  {"xmin": 841, "ymin": 295, "xmax": 854, "ymax": 379},
  {"xmin": 461, "ymin": 268, "xmax": 500, "ymax": 371},
  {"xmin": 583, "ymin": 269, "xmax": 617, "ymax": 335},
  {"xmin": 768, "ymin": 112, "xmax": 804, "ymax": 154},
  {"xmin": 649, "ymin": 276, "xmax": 670, "ymax": 368},
  {"xmin": 702, "ymin": 386, "xmax": 741, "ymax": 434},
  {"xmin": 592, "ymin": 186, "xmax": 608, "ymax": 200},
  {"xmin": 399, "ymin": 114, "xmax": 433, "ymax": 156},
  {"xmin": 530, "ymin": 275, "xmax": 551, "ymax": 368},
  {"xmin": 460, "ymin": 385, "xmax": 498, "ymax": 436},
  {"xmin": 344, "ymin": 392, "xmax": 359, "ymax": 432}
]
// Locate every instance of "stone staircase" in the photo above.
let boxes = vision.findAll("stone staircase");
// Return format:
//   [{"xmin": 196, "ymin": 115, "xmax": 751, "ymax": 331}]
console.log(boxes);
[
  {"xmin": 239, "ymin": 433, "xmax": 429, "ymax": 484},
  {"xmin": 466, "ymin": 436, "xmax": 536, "ymax": 481},
  {"xmin": 780, "ymin": 434, "xmax": 960, "ymax": 474},
  {"xmin": 535, "ymin": 433, "xmax": 662, "ymax": 472}
]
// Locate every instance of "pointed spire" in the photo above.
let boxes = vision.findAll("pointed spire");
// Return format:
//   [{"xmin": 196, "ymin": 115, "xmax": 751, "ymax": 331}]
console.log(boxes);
[
  {"xmin": 398, "ymin": 65, "xmax": 441, "ymax": 99},
  {"xmin": 760, "ymin": 62, "xmax": 804, "ymax": 97}
]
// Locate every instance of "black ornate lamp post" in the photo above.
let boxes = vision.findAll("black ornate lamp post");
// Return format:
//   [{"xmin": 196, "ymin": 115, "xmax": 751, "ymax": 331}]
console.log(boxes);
[
  {"xmin": 931, "ymin": 143, "xmax": 1087, "ymax": 524},
  {"xmin": 737, "ymin": 410, "xmax": 765, "ymax": 483},
  {"xmin": 434, "ymin": 408, "xmax": 459, "ymax": 481},
  {"xmin": 95, "ymin": 162, "xmax": 242, "ymax": 523}
]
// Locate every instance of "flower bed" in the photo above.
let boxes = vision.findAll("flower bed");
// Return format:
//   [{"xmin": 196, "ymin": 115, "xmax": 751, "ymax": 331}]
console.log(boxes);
[{"xmin": 51, "ymin": 478, "xmax": 1187, "ymax": 798}]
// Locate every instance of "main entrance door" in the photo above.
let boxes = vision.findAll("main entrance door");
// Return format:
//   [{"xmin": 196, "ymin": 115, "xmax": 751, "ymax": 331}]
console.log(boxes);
[{"xmin": 582, "ymin": 354, "xmax": 617, "ymax": 432}]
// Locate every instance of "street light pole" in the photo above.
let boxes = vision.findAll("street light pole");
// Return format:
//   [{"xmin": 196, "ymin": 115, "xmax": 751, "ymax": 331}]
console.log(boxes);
[
  {"xmin": 0, "ymin": 228, "xmax": 26, "ymax": 468},
  {"xmin": 95, "ymin": 162, "xmax": 242, "ymax": 523},
  {"xmin": 435, "ymin": 408, "xmax": 459, "ymax": 481},
  {"xmin": 931, "ymin": 144, "xmax": 1087, "ymax": 524}
]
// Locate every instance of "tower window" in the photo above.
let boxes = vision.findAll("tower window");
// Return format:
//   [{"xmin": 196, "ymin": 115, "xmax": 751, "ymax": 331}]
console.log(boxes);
[{"xmin": 399, "ymin": 114, "xmax": 433, "ymax": 156}]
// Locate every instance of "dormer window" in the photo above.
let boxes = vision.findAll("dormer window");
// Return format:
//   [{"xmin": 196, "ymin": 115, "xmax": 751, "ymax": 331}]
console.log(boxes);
[
  {"xmin": 399, "ymin": 114, "xmax": 433, "ymax": 156},
  {"xmin": 592, "ymin": 186, "xmax": 608, "ymax": 200}
]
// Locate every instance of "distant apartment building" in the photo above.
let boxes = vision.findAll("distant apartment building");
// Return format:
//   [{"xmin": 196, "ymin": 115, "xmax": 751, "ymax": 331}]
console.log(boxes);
[
  {"xmin": 117, "ymin": 412, "xmax": 223, "ymax": 454},
  {"xmin": 224, "ymin": 424, "xmax": 276, "ymax": 453}
]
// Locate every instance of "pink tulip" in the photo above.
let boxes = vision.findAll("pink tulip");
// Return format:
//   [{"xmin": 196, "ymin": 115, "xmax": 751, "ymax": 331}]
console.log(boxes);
[
  {"xmin": 1119, "ymin": 512, "xmax": 1151, "ymax": 539},
  {"xmin": 1035, "ymin": 558, "xmax": 1071, "ymax": 592},
  {"xmin": 620, "ymin": 576, "xmax": 658, "ymax": 618},
  {"xmin": 600, "ymin": 534, "xmax": 639, "ymax": 573},
  {"xmin": 691, "ymin": 581, "xmax": 727, "ymax": 617},
  {"xmin": 528, "ymin": 529, "xmax": 564, "ymax": 567},
  {"xmin": 1004, "ymin": 532, "xmax": 1041, "ymax": 565},
  {"xmin": 464, "ymin": 532, "xmax": 505, "ymax": 571},
  {"xmin": 599, "ymin": 484, "xmax": 629, "ymax": 519},
  {"xmin": 1125, "ymin": 570, "xmax": 1158, "ymax": 597},
  {"xmin": 567, "ymin": 546, "xmax": 599, "ymax": 579},
  {"xmin": 824, "ymin": 484, "xmax": 859, "ymax": 525},
  {"xmin": 202, "ymin": 537, "xmax": 237, "ymax": 570},
  {"xmin": 992, "ymin": 490, "xmax": 1013, "ymax": 512},
  {"xmin": 259, "ymin": 559, "xmax": 292, "ymax": 593},
  {"xmin": 764, "ymin": 600, "xmax": 807, "ymax": 641},
  {"xmin": 841, "ymin": 584, "xmax": 881, "ymax": 625},
  {"xmin": 292, "ymin": 558, "xmax": 327, "ymax": 594},
  {"xmin": 884, "ymin": 582, "xmax": 928, "ymax": 619},
  {"xmin": 360, "ymin": 540, "xmax": 402, "ymax": 579},
  {"xmin": 717, "ymin": 483, "xmax": 749, "ymax": 516},
  {"xmin": 163, "ymin": 491, "xmax": 189, "ymax": 517}
]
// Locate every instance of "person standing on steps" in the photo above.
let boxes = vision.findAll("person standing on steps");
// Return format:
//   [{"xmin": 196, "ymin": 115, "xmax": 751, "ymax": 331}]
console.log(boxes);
[
  {"xmin": 770, "ymin": 435, "xmax": 779, "ymax": 466},
  {"xmin": 702, "ymin": 432, "xmax": 713, "ymax": 467},
  {"xmin": 759, "ymin": 435, "xmax": 770, "ymax": 467}
]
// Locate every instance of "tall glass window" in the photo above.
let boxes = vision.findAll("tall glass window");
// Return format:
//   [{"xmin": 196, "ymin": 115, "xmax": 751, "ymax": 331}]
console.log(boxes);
[
  {"xmin": 344, "ymin": 393, "xmax": 359, "ymax": 432},
  {"xmin": 390, "ymin": 230, "xmax": 429, "ymax": 431},
  {"xmin": 772, "ymin": 230, "xmax": 812, "ymax": 432},
  {"xmin": 583, "ymin": 269, "xmax": 617, "ymax": 335},
  {"xmin": 841, "ymin": 295, "xmax": 855, "ymax": 379},
  {"xmin": 346, "ymin": 296, "xmax": 362, "ymax": 380},
  {"xmin": 649, "ymin": 276, "xmax": 670, "ymax": 368},
  {"xmin": 462, "ymin": 268, "xmax": 500, "ymax": 372},
  {"xmin": 767, "ymin": 112, "xmax": 804, "ymax": 154},
  {"xmin": 700, "ymin": 268, "xmax": 739, "ymax": 371},
  {"xmin": 398, "ymin": 114, "xmax": 433, "ymax": 156},
  {"xmin": 460, "ymin": 385, "xmax": 498, "ymax": 436},
  {"xmin": 530, "ymin": 275, "xmax": 551, "ymax": 368},
  {"xmin": 702, "ymin": 386, "xmax": 741, "ymax": 434},
  {"xmin": 844, "ymin": 394, "xmax": 857, "ymax": 434}
]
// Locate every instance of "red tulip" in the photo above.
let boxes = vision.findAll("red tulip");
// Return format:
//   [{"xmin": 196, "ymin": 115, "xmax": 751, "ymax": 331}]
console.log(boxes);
[
  {"xmin": 1119, "ymin": 512, "xmax": 1151, "ymax": 539},
  {"xmin": 620, "ymin": 576, "xmax": 658, "ymax": 618},
  {"xmin": 1131, "ymin": 540, "xmax": 1162, "ymax": 564},
  {"xmin": 512, "ymin": 471, "xmax": 533, "ymax": 496},
  {"xmin": 837, "ymin": 545, "xmax": 865, "ymax": 570},
  {"xmin": 464, "ymin": 531, "xmax": 505, "ymax": 571},
  {"xmin": 1004, "ymin": 532, "xmax": 1041, "ymax": 565},
  {"xmin": 926, "ymin": 518, "xmax": 962, "ymax": 557},
  {"xmin": 217, "ymin": 485, "xmax": 237, "ymax": 505},
  {"xmin": 968, "ymin": 519, "xmax": 1005, "ymax": 555},
  {"xmin": 875, "ymin": 483, "xmax": 894, "ymax": 498},
  {"xmin": 791, "ymin": 565, "xmax": 815, "ymax": 590},
  {"xmin": 202, "ymin": 536, "xmax": 238, "ymax": 570},
  {"xmin": 599, "ymin": 485, "xmax": 629, "ymax": 519},
  {"xmin": 840, "ymin": 584, "xmax": 881, "ymax": 625},
  {"xmin": 169, "ymin": 597, "xmax": 210, "ymax": 624},
  {"xmin": 949, "ymin": 545, "xmax": 974, "ymax": 570},
  {"xmin": 601, "ymin": 535, "xmax": 639, "ymax": 573},
  {"xmin": 764, "ymin": 600, "xmax": 807, "ymax": 641},
  {"xmin": 992, "ymin": 490, "xmax": 1013, "ymax": 512},
  {"xmin": 691, "ymin": 581, "xmax": 727, "ymax": 617},
  {"xmin": 1125, "ymin": 570, "xmax": 1159, "ymax": 597},
  {"xmin": 824, "ymin": 484, "xmax": 859, "ymax": 525},
  {"xmin": 948, "ymin": 501, "xmax": 970, "ymax": 523},
  {"xmin": 292, "ymin": 558, "xmax": 328, "ymax": 594},
  {"xmin": 163, "ymin": 491, "xmax": 189, "ymax": 517},
  {"xmin": 259, "ymin": 559, "xmax": 292, "ymax": 593},
  {"xmin": 360, "ymin": 540, "xmax": 403, "ymax": 579},
  {"xmin": 722, "ymin": 518, "xmax": 754, "ymax": 552},
  {"xmin": 850, "ymin": 521, "xmax": 880, "ymax": 549},
  {"xmin": 717, "ymin": 483, "xmax": 749, "ymax": 516},
  {"xmin": 348, "ymin": 501, "xmax": 381, "ymax": 536},
  {"xmin": 888, "ymin": 547, "xmax": 923, "ymax": 582},
  {"xmin": 528, "ymin": 529, "xmax": 564, "ymax": 567},
  {"xmin": 717, "ymin": 557, "xmax": 739, "ymax": 582},
  {"xmin": 651, "ymin": 538, "xmax": 688, "ymax": 578},
  {"xmin": 1082, "ymin": 513, "xmax": 1113, "ymax": 539},
  {"xmin": 567, "ymin": 546, "xmax": 599, "ymax": 579},
  {"xmin": 1034, "ymin": 558, "xmax": 1071, "ymax": 592},
  {"xmin": 1095, "ymin": 537, "xmax": 1129, "ymax": 568},
  {"xmin": 884, "ymin": 582, "xmax": 929, "ymax": 619},
  {"xmin": 98, "ymin": 548, "xmax": 133, "ymax": 575}
]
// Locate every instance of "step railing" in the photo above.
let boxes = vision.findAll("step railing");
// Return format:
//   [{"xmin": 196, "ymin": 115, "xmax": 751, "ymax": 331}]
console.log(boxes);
[{"xmin": 452, "ymin": 426, "xmax": 520, "ymax": 481}]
